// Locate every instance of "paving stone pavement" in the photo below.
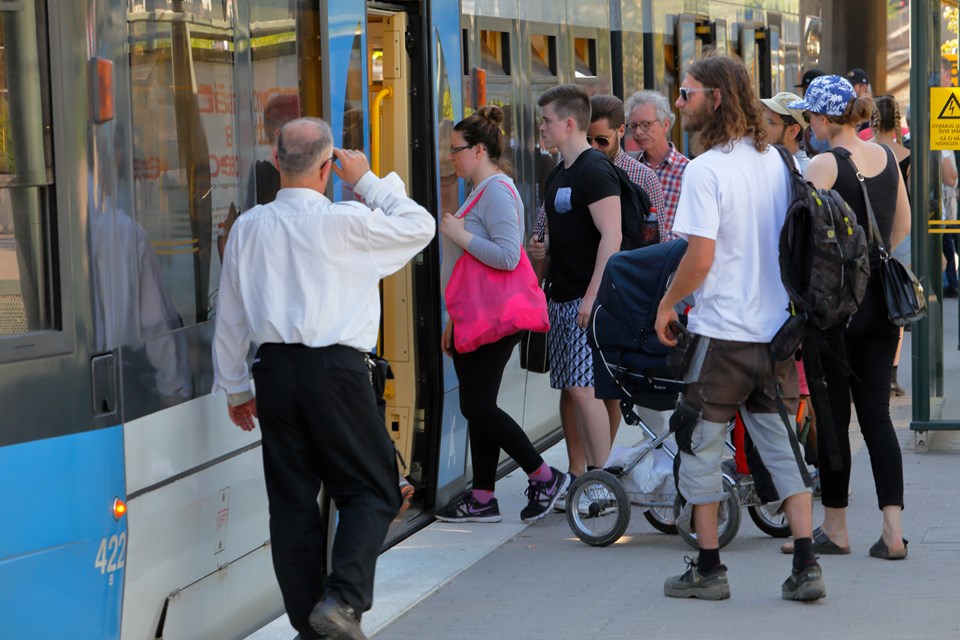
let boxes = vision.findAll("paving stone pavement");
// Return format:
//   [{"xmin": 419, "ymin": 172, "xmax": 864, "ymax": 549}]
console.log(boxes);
[{"xmin": 375, "ymin": 390, "xmax": 960, "ymax": 640}]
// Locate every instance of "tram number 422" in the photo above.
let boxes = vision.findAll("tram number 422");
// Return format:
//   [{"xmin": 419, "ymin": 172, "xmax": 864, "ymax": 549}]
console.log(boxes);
[{"xmin": 94, "ymin": 532, "xmax": 127, "ymax": 585}]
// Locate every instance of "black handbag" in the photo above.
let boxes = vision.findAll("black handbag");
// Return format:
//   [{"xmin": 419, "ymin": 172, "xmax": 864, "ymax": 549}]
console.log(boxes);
[
  {"xmin": 844, "ymin": 153, "xmax": 927, "ymax": 326},
  {"xmin": 519, "ymin": 278, "xmax": 550, "ymax": 374}
]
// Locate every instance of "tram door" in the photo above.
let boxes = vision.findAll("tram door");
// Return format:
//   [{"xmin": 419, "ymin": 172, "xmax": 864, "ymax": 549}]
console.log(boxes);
[{"xmin": 366, "ymin": 8, "xmax": 426, "ymax": 510}]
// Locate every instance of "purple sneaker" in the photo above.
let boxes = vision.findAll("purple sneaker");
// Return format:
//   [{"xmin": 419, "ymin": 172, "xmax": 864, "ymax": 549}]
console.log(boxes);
[
  {"xmin": 435, "ymin": 494, "xmax": 502, "ymax": 523},
  {"xmin": 521, "ymin": 467, "xmax": 570, "ymax": 522}
]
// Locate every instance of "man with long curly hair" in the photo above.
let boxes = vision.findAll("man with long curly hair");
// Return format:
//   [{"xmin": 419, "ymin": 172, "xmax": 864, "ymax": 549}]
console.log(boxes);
[{"xmin": 654, "ymin": 54, "xmax": 824, "ymax": 603}]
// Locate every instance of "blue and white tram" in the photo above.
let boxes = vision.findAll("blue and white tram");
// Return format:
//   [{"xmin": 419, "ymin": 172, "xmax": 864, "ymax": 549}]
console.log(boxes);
[{"xmin": 0, "ymin": 1, "xmax": 814, "ymax": 638}]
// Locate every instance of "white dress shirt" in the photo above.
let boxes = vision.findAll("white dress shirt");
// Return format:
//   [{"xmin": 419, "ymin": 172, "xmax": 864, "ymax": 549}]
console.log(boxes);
[{"xmin": 212, "ymin": 170, "xmax": 436, "ymax": 398}]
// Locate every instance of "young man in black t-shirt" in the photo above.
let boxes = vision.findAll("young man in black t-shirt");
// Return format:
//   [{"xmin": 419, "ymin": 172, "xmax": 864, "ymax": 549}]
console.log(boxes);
[{"xmin": 537, "ymin": 84, "xmax": 622, "ymax": 479}]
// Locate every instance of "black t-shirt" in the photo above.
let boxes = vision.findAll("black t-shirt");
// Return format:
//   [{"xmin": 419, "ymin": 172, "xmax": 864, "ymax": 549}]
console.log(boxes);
[{"xmin": 545, "ymin": 148, "xmax": 620, "ymax": 302}]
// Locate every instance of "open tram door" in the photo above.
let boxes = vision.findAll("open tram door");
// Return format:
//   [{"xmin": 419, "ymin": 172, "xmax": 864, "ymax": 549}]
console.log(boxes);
[{"xmin": 365, "ymin": 7, "xmax": 436, "ymax": 532}]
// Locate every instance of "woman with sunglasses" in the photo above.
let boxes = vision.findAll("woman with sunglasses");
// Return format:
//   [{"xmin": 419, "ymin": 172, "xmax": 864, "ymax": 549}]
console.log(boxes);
[
  {"xmin": 785, "ymin": 76, "xmax": 911, "ymax": 560},
  {"xmin": 437, "ymin": 105, "xmax": 568, "ymax": 524}
]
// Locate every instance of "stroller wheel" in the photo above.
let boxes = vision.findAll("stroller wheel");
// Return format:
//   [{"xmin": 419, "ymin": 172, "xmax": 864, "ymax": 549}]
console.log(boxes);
[{"xmin": 566, "ymin": 470, "xmax": 631, "ymax": 547}]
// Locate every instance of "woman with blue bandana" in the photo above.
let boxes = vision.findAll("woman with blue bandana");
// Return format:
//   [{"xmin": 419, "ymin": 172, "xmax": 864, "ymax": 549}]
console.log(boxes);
[{"xmin": 784, "ymin": 75, "xmax": 911, "ymax": 560}]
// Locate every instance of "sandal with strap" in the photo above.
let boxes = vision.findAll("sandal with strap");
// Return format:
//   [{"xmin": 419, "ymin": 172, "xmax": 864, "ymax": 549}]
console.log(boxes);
[
  {"xmin": 780, "ymin": 526, "xmax": 851, "ymax": 555},
  {"xmin": 869, "ymin": 536, "xmax": 908, "ymax": 560}
]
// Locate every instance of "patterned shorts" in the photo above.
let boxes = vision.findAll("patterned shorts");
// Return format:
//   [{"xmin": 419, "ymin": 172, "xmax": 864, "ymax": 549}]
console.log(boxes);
[{"xmin": 547, "ymin": 298, "xmax": 594, "ymax": 389}]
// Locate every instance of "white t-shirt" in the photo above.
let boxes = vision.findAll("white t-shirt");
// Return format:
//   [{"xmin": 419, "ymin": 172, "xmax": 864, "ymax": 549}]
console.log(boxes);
[{"xmin": 671, "ymin": 138, "xmax": 791, "ymax": 343}]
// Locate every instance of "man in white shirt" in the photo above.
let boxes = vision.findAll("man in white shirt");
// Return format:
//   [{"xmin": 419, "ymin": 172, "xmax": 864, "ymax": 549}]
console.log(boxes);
[
  {"xmin": 212, "ymin": 118, "xmax": 435, "ymax": 640},
  {"xmin": 654, "ymin": 55, "xmax": 823, "ymax": 603}
]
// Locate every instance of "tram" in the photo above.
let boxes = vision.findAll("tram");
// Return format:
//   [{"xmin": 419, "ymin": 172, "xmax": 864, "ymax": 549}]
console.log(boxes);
[{"xmin": 0, "ymin": 1, "xmax": 823, "ymax": 638}]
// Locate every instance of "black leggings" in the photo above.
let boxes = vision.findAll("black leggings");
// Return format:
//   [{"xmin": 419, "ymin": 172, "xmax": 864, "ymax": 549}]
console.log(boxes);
[
  {"xmin": 452, "ymin": 331, "xmax": 544, "ymax": 491},
  {"xmin": 817, "ymin": 280, "xmax": 903, "ymax": 510}
]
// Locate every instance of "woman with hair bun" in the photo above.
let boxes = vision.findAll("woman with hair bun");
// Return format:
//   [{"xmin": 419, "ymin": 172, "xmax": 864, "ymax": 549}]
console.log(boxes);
[
  {"xmin": 786, "ymin": 76, "xmax": 911, "ymax": 560},
  {"xmin": 436, "ymin": 105, "xmax": 568, "ymax": 524}
]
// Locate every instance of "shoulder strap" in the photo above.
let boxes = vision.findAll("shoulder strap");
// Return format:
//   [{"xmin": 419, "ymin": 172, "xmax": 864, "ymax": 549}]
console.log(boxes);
[
  {"xmin": 835, "ymin": 151, "xmax": 887, "ymax": 254},
  {"xmin": 773, "ymin": 143, "xmax": 801, "ymax": 179},
  {"xmin": 456, "ymin": 186, "xmax": 488, "ymax": 219}
]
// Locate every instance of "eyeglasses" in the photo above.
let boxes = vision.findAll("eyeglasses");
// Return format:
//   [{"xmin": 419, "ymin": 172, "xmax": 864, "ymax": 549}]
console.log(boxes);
[
  {"xmin": 449, "ymin": 144, "xmax": 474, "ymax": 155},
  {"xmin": 678, "ymin": 86, "xmax": 716, "ymax": 102},
  {"xmin": 586, "ymin": 135, "xmax": 613, "ymax": 147},
  {"xmin": 626, "ymin": 120, "xmax": 660, "ymax": 132}
]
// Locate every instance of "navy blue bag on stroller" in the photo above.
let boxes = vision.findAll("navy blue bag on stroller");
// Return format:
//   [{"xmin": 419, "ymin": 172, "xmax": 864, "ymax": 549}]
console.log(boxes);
[{"xmin": 590, "ymin": 239, "xmax": 688, "ymax": 412}]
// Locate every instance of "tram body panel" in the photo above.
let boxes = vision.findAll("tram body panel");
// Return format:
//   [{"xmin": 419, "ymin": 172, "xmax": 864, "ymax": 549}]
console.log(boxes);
[
  {"xmin": 0, "ymin": 428, "xmax": 126, "ymax": 640},
  {"xmin": 120, "ymin": 439, "xmax": 275, "ymax": 640}
]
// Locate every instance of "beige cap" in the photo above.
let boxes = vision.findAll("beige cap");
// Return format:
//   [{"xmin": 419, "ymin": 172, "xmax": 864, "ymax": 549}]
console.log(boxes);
[{"xmin": 761, "ymin": 92, "xmax": 808, "ymax": 130}]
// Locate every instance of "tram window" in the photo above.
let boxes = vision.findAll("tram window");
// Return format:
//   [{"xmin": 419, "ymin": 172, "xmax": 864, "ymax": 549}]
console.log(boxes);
[
  {"xmin": 574, "ymin": 37, "xmax": 597, "ymax": 78},
  {"xmin": 127, "ymin": 10, "xmax": 242, "ymax": 327},
  {"xmin": 0, "ymin": 0, "xmax": 56, "ymax": 338},
  {"xmin": 479, "ymin": 30, "xmax": 510, "ymax": 76},
  {"xmin": 531, "ymin": 34, "xmax": 557, "ymax": 77}
]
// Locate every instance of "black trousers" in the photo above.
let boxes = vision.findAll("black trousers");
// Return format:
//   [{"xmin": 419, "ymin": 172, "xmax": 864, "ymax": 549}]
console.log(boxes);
[
  {"xmin": 253, "ymin": 344, "xmax": 401, "ymax": 639},
  {"xmin": 818, "ymin": 279, "xmax": 904, "ymax": 510},
  {"xmin": 451, "ymin": 331, "xmax": 543, "ymax": 491}
]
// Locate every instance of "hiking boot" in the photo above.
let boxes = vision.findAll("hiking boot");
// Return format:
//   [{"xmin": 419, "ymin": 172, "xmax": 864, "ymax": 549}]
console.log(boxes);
[
  {"xmin": 782, "ymin": 562, "xmax": 826, "ymax": 601},
  {"xmin": 663, "ymin": 556, "xmax": 730, "ymax": 600},
  {"xmin": 435, "ymin": 494, "xmax": 502, "ymax": 523},
  {"xmin": 520, "ymin": 467, "xmax": 569, "ymax": 522}
]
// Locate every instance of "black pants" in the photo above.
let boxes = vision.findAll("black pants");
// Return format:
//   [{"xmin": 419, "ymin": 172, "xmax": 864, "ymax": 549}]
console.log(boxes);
[
  {"xmin": 253, "ymin": 344, "xmax": 401, "ymax": 639},
  {"xmin": 452, "ymin": 331, "xmax": 543, "ymax": 491},
  {"xmin": 818, "ymin": 279, "xmax": 903, "ymax": 510}
]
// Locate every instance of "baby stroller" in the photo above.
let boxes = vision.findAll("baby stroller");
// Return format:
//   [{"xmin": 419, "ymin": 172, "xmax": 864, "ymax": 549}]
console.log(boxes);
[{"xmin": 565, "ymin": 240, "xmax": 793, "ymax": 548}]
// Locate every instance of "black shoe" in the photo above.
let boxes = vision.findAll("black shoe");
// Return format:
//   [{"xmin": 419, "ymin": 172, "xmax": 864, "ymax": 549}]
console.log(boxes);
[
  {"xmin": 663, "ymin": 556, "xmax": 731, "ymax": 600},
  {"xmin": 945, "ymin": 287, "xmax": 958, "ymax": 298},
  {"xmin": 435, "ymin": 493, "xmax": 503, "ymax": 523},
  {"xmin": 308, "ymin": 597, "xmax": 367, "ymax": 639},
  {"xmin": 520, "ymin": 467, "xmax": 569, "ymax": 522},
  {"xmin": 782, "ymin": 562, "xmax": 826, "ymax": 601}
]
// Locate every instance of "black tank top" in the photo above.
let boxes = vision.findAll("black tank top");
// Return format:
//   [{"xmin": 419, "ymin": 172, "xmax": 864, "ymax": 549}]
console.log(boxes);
[{"xmin": 830, "ymin": 146, "xmax": 899, "ymax": 270}]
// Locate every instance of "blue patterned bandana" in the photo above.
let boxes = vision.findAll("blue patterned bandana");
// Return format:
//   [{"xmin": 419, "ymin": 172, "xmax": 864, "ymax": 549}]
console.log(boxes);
[{"xmin": 787, "ymin": 75, "xmax": 855, "ymax": 116}]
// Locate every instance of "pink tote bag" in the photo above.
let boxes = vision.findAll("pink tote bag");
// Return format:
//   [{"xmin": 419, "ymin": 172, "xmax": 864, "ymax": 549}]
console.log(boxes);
[{"xmin": 444, "ymin": 181, "xmax": 550, "ymax": 353}]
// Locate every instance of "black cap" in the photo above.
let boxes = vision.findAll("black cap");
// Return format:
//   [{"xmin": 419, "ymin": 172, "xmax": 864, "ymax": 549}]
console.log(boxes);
[
  {"xmin": 845, "ymin": 67, "xmax": 870, "ymax": 85},
  {"xmin": 796, "ymin": 68, "xmax": 825, "ymax": 91}
]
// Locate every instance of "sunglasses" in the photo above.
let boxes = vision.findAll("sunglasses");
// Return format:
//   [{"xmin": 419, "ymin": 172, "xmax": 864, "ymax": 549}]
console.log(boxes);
[
  {"xmin": 679, "ymin": 86, "xmax": 715, "ymax": 102},
  {"xmin": 586, "ymin": 135, "xmax": 613, "ymax": 147}
]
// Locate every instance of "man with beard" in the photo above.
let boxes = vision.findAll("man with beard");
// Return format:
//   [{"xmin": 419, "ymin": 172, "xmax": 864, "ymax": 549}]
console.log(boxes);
[
  {"xmin": 761, "ymin": 92, "xmax": 810, "ymax": 174},
  {"xmin": 654, "ymin": 55, "xmax": 824, "ymax": 603}
]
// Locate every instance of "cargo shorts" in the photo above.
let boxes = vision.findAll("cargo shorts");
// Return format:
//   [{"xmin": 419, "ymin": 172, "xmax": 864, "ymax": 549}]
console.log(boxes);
[{"xmin": 676, "ymin": 336, "xmax": 811, "ymax": 505}]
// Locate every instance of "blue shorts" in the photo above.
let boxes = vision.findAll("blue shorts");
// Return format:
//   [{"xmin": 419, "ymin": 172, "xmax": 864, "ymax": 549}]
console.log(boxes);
[{"xmin": 547, "ymin": 298, "xmax": 595, "ymax": 389}]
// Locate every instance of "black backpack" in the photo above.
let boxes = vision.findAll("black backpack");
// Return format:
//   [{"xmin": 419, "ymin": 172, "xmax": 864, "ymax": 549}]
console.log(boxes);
[
  {"xmin": 545, "ymin": 152, "xmax": 657, "ymax": 251},
  {"xmin": 772, "ymin": 144, "xmax": 870, "ymax": 472},
  {"xmin": 775, "ymin": 145, "xmax": 870, "ymax": 333}
]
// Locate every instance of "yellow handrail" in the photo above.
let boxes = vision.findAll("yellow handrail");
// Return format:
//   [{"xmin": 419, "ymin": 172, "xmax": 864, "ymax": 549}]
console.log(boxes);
[{"xmin": 370, "ymin": 86, "xmax": 393, "ymax": 177}]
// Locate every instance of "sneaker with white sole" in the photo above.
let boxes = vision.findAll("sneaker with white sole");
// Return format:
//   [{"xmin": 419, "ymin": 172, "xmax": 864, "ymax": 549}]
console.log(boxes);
[
  {"xmin": 521, "ymin": 467, "xmax": 569, "ymax": 522},
  {"xmin": 435, "ymin": 494, "xmax": 502, "ymax": 523}
]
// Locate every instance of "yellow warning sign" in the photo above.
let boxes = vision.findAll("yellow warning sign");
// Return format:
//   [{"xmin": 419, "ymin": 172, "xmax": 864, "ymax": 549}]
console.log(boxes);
[{"xmin": 930, "ymin": 87, "xmax": 960, "ymax": 149}]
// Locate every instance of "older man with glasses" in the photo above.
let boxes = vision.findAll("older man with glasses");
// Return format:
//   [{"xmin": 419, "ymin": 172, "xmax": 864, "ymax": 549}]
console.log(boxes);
[
  {"xmin": 588, "ymin": 94, "xmax": 666, "ymax": 237},
  {"xmin": 625, "ymin": 89, "xmax": 690, "ymax": 240}
]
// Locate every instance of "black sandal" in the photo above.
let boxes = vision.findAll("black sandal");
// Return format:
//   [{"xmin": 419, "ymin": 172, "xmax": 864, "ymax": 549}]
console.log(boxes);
[{"xmin": 869, "ymin": 536, "xmax": 908, "ymax": 560}]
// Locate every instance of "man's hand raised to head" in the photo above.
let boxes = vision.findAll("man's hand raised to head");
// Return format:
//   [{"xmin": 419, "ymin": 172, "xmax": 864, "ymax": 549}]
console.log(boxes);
[{"xmin": 331, "ymin": 148, "xmax": 372, "ymax": 187}]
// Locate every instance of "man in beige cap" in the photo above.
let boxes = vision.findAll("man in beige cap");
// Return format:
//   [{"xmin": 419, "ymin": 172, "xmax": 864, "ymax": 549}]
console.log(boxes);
[{"xmin": 761, "ymin": 92, "xmax": 810, "ymax": 174}]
